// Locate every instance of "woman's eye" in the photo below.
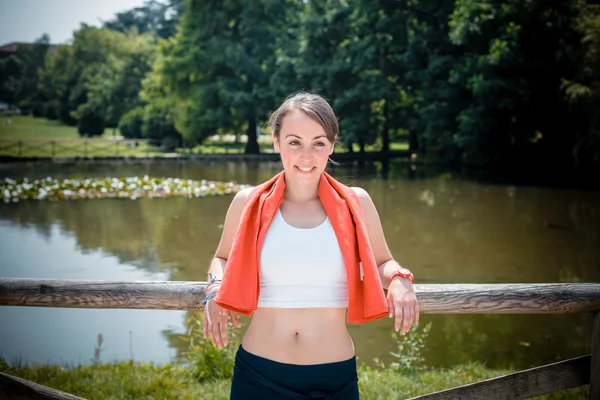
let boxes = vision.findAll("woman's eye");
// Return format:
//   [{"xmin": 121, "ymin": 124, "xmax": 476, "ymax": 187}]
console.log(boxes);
[
  {"xmin": 315, "ymin": 142, "xmax": 325, "ymax": 147},
  {"xmin": 289, "ymin": 141, "xmax": 300, "ymax": 146}
]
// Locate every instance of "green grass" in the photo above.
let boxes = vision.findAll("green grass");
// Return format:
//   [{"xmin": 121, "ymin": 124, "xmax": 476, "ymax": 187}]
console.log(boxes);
[
  {"xmin": 0, "ymin": 115, "xmax": 109, "ymax": 139},
  {"xmin": 0, "ymin": 359, "xmax": 587, "ymax": 400},
  {"xmin": 0, "ymin": 316, "xmax": 588, "ymax": 400},
  {"xmin": 0, "ymin": 116, "xmax": 410, "ymax": 158},
  {"xmin": 0, "ymin": 116, "xmax": 164, "ymax": 158},
  {"xmin": 0, "ymin": 139, "xmax": 165, "ymax": 158}
]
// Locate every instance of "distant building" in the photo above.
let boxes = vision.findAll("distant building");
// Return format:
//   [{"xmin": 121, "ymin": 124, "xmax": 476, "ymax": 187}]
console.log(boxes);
[{"xmin": 0, "ymin": 42, "xmax": 59, "ymax": 60}]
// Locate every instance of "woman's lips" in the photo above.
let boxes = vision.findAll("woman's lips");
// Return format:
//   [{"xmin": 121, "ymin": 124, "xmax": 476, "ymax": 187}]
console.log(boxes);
[{"xmin": 295, "ymin": 166, "xmax": 315, "ymax": 173}]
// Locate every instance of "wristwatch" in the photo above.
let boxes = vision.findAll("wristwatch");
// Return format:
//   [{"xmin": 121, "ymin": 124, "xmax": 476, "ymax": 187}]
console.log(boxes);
[{"xmin": 389, "ymin": 268, "xmax": 414, "ymax": 284}]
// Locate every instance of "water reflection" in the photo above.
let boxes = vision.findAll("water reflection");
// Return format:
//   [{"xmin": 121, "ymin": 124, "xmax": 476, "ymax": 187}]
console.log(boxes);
[
  {"xmin": 0, "ymin": 160, "xmax": 598, "ymax": 369},
  {"xmin": 0, "ymin": 222, "xmax": 185, "ymax": 365}
]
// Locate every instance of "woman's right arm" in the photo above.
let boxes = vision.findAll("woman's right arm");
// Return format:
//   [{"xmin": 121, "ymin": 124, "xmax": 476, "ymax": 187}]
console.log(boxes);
[
  {"xmin": 207, "ymin": 187, "xmax": 251, "ymax": 280},
  {"xmin": 203, "ymin": 187, "xmax": 253, "ymax": 348}
]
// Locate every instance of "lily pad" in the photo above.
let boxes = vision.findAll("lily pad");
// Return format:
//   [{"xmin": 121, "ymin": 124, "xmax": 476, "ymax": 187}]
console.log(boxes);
[{"xmin": 1, "ymin": 176, "xmax": 253, "ymax": 202}]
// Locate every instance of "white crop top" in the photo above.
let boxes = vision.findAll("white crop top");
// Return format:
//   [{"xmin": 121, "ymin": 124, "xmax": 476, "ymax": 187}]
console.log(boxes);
[{"xmin": 258, "ymin": 208, "xmax": 349, "ymax": 308}]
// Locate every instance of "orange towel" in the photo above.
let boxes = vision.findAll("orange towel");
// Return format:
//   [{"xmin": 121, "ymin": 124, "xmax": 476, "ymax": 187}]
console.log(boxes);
[{"xmin": 214, "ymin": 171, "xmax": 389, "ymax": 324}]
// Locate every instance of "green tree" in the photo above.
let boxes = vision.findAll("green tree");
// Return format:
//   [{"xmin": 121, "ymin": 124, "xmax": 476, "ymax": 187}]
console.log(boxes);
[
  {"xmin": 103, "ymin": 0, "xmax": 184, "ymax": 39},
  {"xmin": 295, "ymin": 1, "xmax": 360, "ymax": 152},
  {"xmin": 562, "ymin": 3, "xmax": 600, "ymax": 170},
  {"xmin": 137, "ymin": 52, "xmax": 182, "ymax": 150},
  {"xmin": 86, "ymin": 29, "xmax": 157, "ymax": 135},
  {"xmin": 0, "ymin": 34, "xmax": 51, "ymax": 114},
  {"xmin": 159, "ymin": 0, "xmax": 301, "ymax": 153},
  {"xmin": 38, "ymin": 44, "xmax": 78, "ymax": 125},
  {"xmin": 448, "ymin": 0, "xmax": 584, "ymax": 166},
  {"xmin": 69, "ymin": 26, "xmax": 123, "ymax": 136}
]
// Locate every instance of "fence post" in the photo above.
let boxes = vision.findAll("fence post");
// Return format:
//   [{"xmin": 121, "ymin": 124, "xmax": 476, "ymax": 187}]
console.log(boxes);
[{"xmin": 591, "ymin": 312, "xmax": 599, "ymax": 400}]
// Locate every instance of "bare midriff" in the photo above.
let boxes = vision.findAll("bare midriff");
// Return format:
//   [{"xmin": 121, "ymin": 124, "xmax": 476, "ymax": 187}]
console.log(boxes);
[{"xmin": 241, "ymin": 307, "xmax": 354, "ymax": 365}]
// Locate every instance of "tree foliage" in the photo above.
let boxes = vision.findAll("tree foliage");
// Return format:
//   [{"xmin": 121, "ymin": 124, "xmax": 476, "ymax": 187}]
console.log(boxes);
[
  {"xmin": 4, "ymin": 0, "xmax": 599, "ymax": 173},
  {"xmin": 103, "ymin": 0, "xmax": 184, "ymax": 39},
  {"xmin": 158, "ymin": 0, "xmax": 302, "ymax": 153}
]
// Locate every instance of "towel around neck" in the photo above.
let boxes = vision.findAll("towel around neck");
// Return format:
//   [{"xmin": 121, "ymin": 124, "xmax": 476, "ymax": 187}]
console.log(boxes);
[{"xmin": 214, "ymin": 171, "xmax": 389, "ymax": 324}]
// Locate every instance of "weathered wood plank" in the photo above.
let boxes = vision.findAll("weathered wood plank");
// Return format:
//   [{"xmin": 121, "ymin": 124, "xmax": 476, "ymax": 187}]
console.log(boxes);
[
  {"xmin": 591, "ymin": 312, "xmax": 599, "ymax": 400},
  {"xmin": 415, "ymin": 283, "xmax": 600, "ymax": 314},
  {"xmin": 1, "ymin": 279, "xmax": 599, "ymax": 313},
  {"xmin": 0, "ymin": 372, "xmax": 86, "ymax": 399},
  {"xmin": 407, "ymin": 355, "xmax": 591, "ymax": 400},
  {"xmin": 0, "ymin": 279, "xmax": 206, "ymax": 310}
]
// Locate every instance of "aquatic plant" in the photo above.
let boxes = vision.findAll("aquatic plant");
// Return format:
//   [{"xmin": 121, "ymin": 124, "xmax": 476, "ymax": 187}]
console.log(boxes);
[{"xmin": 1, "ymin": 176, "xmax": 252, "ymax": 202}]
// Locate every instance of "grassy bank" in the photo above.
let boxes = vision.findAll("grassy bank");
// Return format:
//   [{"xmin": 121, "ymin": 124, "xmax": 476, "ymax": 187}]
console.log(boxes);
[
  {"xmin": 0, "ymin": 116, "xmax": 163, "ymax": 158},
  {"xmin": 0, "ymin": 116, "xmax": 409, "ymax": 158},
  {"xmin": 0, "ymin": 316, "xmax": 589, "ymax": 399},
  {"xmin": 0, "ymin": 115, "xmax": 100, "ymax": 139},
  {"xmin": 0, "ymin": 359, "xmax": 587, "ymax": 400}
]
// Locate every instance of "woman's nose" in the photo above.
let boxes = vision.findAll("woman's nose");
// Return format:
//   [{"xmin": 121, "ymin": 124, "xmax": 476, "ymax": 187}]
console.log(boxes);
[{"xmin": 301, "ymin": 145, "xmax": 314, "ymax": 159}]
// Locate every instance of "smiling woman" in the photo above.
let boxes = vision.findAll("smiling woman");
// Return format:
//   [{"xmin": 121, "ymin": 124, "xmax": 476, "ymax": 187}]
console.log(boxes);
[
  {"xmin": 269, "ymin": 92, "xmax": 338, "ymax": 179},
  {"xmin": 202, "ymin": 92, "xmax": 419, "ymax": 399}
]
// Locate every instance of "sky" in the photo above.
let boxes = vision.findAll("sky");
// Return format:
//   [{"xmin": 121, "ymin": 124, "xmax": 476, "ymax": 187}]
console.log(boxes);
[{"xmin": 0, "ymin": 0, "xmax": 147, "ymax": 46}]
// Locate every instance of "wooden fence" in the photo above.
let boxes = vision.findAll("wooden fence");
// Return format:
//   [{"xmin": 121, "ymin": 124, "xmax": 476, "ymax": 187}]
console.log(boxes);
[
  {"xmin": 0, "ymin": 138, "xmax": 274, "ymax": 159},
  {"xmin": 0, "ymin": 138, "xmax": 153, "ymax": 158},
  {"xmin": 0, "ymin": 279, "xmax": 598, "ymax": 399}
]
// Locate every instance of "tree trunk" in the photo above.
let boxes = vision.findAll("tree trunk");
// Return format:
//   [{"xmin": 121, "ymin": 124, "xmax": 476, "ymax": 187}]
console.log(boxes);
[
  {"xmin": 382, "ymin": 100, "xmax": 390, "ymax": 156},
  {"xmin": 358, "ymin": 137, "xmax": 366, "ymax": 154},
  {"xmin": 245, "ymin": 116, "xmax": 260, "ymax": 154},
  {"xmin": 409, "ymin": 129, "xmax": 419, "ymax": 152}
]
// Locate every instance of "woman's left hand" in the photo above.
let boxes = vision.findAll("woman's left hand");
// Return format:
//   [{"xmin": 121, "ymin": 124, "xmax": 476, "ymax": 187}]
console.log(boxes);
[{"xmin": 387, "ymin": 277, "xmax": 419, "ymax": 335}]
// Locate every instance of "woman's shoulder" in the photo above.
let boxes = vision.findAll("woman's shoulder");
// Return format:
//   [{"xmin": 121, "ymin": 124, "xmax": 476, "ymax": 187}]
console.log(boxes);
[
  {"xmin": 348, "ymin": 186, "xmax": 377, "ymax": 213},
  {"xmin": 349, "ymin": 186, "xmax": 369, "ymax": 199},
  {"xmin": 232, "ymin": 186, "xmax": 254, "ymax": 205},
  {"xmin": 349, "ymin": 186, "xmax": 372, "ymax": 203}
]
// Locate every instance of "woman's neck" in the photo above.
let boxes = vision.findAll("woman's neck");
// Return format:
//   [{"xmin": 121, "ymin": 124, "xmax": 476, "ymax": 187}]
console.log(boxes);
[{"xmin": 283, "ymin": 172, "xmax": 320, "ymax": 203}]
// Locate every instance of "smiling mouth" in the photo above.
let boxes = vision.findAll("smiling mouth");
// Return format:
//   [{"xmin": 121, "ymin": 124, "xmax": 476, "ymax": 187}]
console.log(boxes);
[{"xmin": 296, "ymin": 166, "xmax": 315, "ymax": 172}]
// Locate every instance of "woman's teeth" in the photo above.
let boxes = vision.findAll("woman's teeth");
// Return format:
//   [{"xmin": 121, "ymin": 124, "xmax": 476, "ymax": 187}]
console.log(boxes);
[{"xmin": 298, "ymin": 167, "xmax": 313, "ymax": 172}]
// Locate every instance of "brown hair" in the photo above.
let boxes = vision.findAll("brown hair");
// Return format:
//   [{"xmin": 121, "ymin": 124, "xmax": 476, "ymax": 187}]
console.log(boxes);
[{"xmin": 268, "ymin": 92, "xmax": 339, "ymax": 144}]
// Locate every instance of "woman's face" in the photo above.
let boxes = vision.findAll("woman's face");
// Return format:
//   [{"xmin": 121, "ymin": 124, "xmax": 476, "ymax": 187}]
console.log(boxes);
[{"xmin": 274, "ymin": 109, "xmax": 334, "ymax": 180}]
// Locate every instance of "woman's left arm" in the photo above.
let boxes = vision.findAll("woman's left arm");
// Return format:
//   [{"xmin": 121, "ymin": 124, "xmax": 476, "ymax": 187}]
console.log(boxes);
[{"xmin": 352, "ymin": 187, "xmax": 420, "ymax": 335}]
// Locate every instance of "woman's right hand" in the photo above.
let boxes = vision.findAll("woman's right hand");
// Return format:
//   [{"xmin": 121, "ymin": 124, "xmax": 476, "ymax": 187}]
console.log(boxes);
[{"xmin": 203, "ymin": 300, "xmax": 241, "ymax": 348}]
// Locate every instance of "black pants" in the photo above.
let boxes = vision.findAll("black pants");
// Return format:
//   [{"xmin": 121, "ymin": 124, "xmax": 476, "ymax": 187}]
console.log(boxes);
[{"xmin": 230, "ymin": 344, "xmax": 360, "ymax": 399}]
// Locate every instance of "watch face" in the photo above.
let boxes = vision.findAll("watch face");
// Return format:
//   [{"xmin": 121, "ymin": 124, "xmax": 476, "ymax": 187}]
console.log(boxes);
[{"xmin": 399, "ymin": 268, "xmax": 410, "ymax": 274}]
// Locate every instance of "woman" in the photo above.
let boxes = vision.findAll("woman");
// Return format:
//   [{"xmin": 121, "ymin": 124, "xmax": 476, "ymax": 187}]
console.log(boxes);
[{"xmin": 202, "ymin": 92, "xmax": 419, "ymax": 399}]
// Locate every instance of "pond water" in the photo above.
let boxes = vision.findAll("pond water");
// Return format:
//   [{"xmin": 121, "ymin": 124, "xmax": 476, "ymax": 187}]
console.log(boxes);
[{"xmin": 0, "ymin": 159, "xmax": 598, "ymax": 369}]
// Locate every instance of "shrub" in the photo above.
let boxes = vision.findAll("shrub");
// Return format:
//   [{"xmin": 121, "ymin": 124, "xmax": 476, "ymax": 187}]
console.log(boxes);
[
  {"xmin": 371, "ymin": 322, "xmax": 432, "ymax": 376},
  {"xmin": 118, "ymin": 107, "xmax": 144, "ymax": 139},
  {"xmin": 77, "ymin": 113, "xmax": 104, "ymax": 137},
  {"xmin": 44, "ymin": 100, "xmax": 59, "ymax": 120},
  {"xmin": 183, "ymin": 313, "xmax": 240, "ymax": 382},
  {"xmin": 141, "ymin": 104, "xmax": 181, "ymax": 150},
  {"xmin": 31, "ymin": 102, "xmax": 45, "ymax": 117}
]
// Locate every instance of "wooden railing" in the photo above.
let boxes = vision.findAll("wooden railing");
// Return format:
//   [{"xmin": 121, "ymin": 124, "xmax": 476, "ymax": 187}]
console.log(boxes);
[
  {"xmin": 0, "ymin": 279, "xmax": 598, "ymax": 399},
  {"xmin": 0, "ymin": 138, "xmax": 152, "ymax": 158}
]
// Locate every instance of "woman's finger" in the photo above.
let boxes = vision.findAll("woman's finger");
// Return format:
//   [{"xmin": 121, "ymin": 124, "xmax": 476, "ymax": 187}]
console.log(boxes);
[
  {"xmin": 211, "ymin": 320, "xmax": 222, "ymax": 348},
  {"xmin": 414, "ymin": 300, "xmax": 420, "ymax": 326},
  {"xmin": 387, "ymin": 295, "xmax": 394, "ymax": 318},
  {"xmin": 230, "ymin": 311, "xmax": 241, "ymax": 328},
  {"xmin": 402, "ymin": 304, "xmax": 413, "ymax": 335},
  {"xmin": 220, "ymin": 318, "xmax": 229, "ymax": 347},
  {"xmin": 394, "ymin": 302, "xmax": 403, "ymax": 332}
]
